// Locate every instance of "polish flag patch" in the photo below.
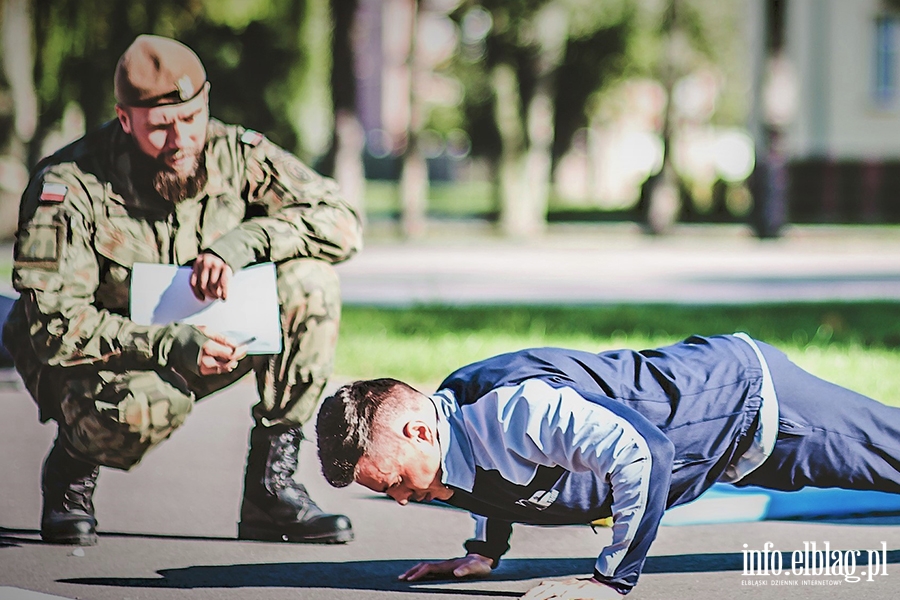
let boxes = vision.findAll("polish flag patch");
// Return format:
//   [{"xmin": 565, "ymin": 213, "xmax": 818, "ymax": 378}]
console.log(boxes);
[{"xmin": 39, "ymin": 182, "xmax": 68, "ymax": 203}]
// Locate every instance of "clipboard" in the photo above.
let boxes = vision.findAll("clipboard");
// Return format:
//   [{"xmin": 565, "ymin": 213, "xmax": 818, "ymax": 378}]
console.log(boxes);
[{"xmin": 130, "ymin": 262, "xmax": 282, "ymax": 354}]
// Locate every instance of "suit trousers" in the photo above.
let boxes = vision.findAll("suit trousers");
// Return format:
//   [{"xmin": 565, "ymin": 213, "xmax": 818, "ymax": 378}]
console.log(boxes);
[{"xmin": 737, "ymin": 342, "xmax": 900, "ymax": 492}]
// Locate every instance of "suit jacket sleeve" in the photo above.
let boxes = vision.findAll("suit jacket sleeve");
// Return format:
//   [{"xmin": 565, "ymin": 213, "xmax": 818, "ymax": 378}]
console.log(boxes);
[
  {"xmin": 463, "ymin": 514, "xmax": 513, "ymax": 567},
  {"xmin": 472, "ymin": 380, "xmax": 674, "ymax": 594}
]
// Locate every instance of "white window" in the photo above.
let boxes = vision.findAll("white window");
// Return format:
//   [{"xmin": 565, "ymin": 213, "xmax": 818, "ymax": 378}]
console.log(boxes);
[{"xmin": 874, "ymin": 15, "xmax": 900, "ymax": 107}]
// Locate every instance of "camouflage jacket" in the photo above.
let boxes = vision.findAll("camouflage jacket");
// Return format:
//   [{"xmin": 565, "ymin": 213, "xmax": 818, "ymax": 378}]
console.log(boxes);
[{"xmin": 3, "ymin": 118, "xmax": 362, "ymax": 393}]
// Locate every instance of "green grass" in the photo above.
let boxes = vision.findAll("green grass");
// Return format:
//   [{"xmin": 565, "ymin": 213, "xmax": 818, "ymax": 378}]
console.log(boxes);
[
  {"xmin": 335, "ymin": 302, "xmax": 900, "ymax": 404},
  {"xmin": 363, "ymin": 179, "xmax": 635, "ymax": 220},
  {"xmin": 365, "ymin": 180, "xmax": 497, "ymax": 218}
]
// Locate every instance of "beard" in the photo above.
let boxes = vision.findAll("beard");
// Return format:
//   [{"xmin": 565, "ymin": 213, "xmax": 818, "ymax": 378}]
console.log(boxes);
[
  {"xmin": 152, "ymin": 148, "xmax": 209, "ymax": 203},
  {"xmin": 129, "ymin": 138, "xmax": 209, "ymax": 204}
]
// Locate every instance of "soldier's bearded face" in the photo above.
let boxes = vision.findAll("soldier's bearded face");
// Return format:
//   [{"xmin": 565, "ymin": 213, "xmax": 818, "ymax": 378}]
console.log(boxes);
[{"xmin": 116, "ymin": 86, "xmax": 211, "ymax": 202}]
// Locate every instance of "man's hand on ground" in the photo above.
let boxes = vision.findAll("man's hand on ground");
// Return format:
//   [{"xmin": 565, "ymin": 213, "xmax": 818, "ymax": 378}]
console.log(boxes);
[
  {"xmin": 399, "ymin": 553, "xmax": 493, "ymax": 581},
  {"xmin": 190, "ymin": 252, "xmax": 232, "ymax": 301},
  {"xmin": 520, "ymin": 577, "xmax": 621, "ymax": 600},
  {"xmin": 196, "ymin": 328, "xmax": 248, "ymax": 376}
]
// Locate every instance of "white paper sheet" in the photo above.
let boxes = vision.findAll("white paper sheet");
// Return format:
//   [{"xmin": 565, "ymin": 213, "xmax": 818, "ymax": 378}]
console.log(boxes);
[{"xmin": 130, "ymin": 262, "xmax": 282, "ymax": 354}]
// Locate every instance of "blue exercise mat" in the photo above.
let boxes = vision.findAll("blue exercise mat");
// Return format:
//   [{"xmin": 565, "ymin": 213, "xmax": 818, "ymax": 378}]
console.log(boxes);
[{"xmin": 661, "ymin": 483, "xmax": 900, "ymax": 526}]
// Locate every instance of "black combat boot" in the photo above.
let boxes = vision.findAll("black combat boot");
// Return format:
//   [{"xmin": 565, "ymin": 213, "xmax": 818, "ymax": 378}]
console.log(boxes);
[
  {"xmin": 41, "ymin": 438, "xmax": 100, "ymax": 546},
  {"xmin": 238, "ymin": 425, "xmax": 353, "ymax": 544}
]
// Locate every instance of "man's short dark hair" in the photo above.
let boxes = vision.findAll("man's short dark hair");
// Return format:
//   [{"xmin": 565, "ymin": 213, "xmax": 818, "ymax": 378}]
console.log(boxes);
[{"xmin": 316, "ymin": 378, "xmax": 419, "ymax": 488}]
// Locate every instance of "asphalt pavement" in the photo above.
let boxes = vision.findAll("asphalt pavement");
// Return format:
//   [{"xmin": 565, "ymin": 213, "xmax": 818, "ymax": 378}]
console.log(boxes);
[
  {"xmin": 336, "ymin": 223, "xmax": 900, "ymax": 305},
  {"xmin": 2, "ymin": 222, "xmax": 900, "ymax": 600}
]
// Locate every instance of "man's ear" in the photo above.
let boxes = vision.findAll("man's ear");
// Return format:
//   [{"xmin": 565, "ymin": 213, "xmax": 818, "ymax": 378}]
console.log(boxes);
[
  {"xmin": 403, "ymin": 420, "xmax": 434, "ymax": 445},
  {"xmin": 115, "ymin": 105, "xmax": 132, "ymax": 134}
]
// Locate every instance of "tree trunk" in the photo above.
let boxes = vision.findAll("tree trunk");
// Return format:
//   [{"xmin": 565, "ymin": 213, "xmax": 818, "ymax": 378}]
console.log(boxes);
[
  {"xmin": 522, "ymin": 83, "xmax": 554, "ymax": 237},
  {"xmin": 333, "ymin": 108, "xmax": 366, "ymax": 221},
  {"xmin": 1, "ymin": 0, "xmax": 37, "ymax": 161},
  {"xmin": 0, "ymin": 0, "xmax": 37, "ymax": 239},
  {"xmin": 492, "ymin": 63, "xmax": 528, "ymax": 236},
  {"xmin": 643, "ymin": 0, "xmax": 681, "ymax": 235},
  {"xmin": 325, "ymin": 0, "xmax": 366, "ymax": 220},
  {"xmin": 400, "ymin": 0, "xmax": 426, "ymax": 238},
  {"xmin": 645, "ymin": 163, "xmax": 680, "ymax": 235},
  {"xmin": 400, "ymin": 142, "xmax": 427, "ymax": 238},
  {"xmin": 523, "ymin": 3, "xmax": 567, "ymax": 236},
  {"xmin": 494, "ymin": 3, "xmax": 567, "ymax": 238}
]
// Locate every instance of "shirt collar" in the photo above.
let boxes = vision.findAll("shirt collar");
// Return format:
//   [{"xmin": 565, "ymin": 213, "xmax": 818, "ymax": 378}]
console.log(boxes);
[{"xmin": 429, "ymin": 390, "xmax": 476, "ymax": 493}]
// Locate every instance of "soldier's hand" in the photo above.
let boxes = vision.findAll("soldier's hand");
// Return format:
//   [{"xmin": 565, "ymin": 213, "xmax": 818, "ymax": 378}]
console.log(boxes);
[
  {"xmin": 399, "ymin": 554, "xmax": 493, "ymax": 582},
  {"xmin": 196, "ymin": 329, "xmax": 248, "ymax": 376},
  {"xmin": 190, "ymin": 252, "xmax": 232, "ymax": 301}
]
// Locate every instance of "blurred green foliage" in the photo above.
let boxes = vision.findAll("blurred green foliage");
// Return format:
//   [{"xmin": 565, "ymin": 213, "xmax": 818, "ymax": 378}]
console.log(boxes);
[
  {"xmin": 364, "ymin": 180, "xmax": 496, "ymax": 219},
  {"xmin": 28, "ymin": 0, "xmax": 331, "ymax": 164},
  {"xmin": 364, "ymin": 179, "xmax": 640, "ymax": 220},
  {"xmin": 446, "ymin": 0, "xmax": 636, "ymax": 164},
  {"xmin": 19, "ymin": 0, "xmax": 750, "ymax": 183},
  {"xmin": 441, "ymin": 0, "xmax": 750, "ymax": 168}
]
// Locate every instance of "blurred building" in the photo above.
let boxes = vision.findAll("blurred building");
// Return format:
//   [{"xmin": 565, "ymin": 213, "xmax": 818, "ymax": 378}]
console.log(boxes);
[{"xmin": 764, "ymin": 0, "xmax": 900, "ymax": 223}]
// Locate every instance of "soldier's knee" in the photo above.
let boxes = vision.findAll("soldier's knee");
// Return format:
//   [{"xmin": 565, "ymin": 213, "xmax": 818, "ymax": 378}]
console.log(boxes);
[
  {"xmin": 275, "ymin": 259, "xmax": 341, "ymax": 326},
  {"xmin": 61, "ymin": 370, "xmax": 194, "ymax": 471},
  {"xmin": 275, "ymin": 259, "xmax": 340, "ymax": 308}
]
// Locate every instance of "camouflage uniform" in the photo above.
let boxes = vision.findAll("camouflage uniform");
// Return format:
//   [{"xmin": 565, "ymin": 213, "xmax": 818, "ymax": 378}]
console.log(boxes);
[{"xmin": 3, "ymin": 118, "xmax": 362, "ymax": 471}]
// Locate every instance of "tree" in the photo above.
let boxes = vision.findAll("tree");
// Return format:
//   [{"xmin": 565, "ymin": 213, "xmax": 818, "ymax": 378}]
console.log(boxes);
[
  {"xmin": 452, "ymin": 0, "xmax": 632, "ymax": 237},
  {"xmin": 0, "ymin": 1, "xmax": 339, "ymax": 241},
  {"xmin": 628, "ymin": 0, "xmax": 746, "ymax": 234},
  {"xmin": 320, "ymin": 0, "xmax": 366, "ymax": 218},
  {"xmin": 0, "ymin": 0, "xmax": 37, "ymax": 238},
  {"xmin": 640, "ymin": 0, "xmax": 683, "ymax": 235},
  {"xmin": 400, "ymin": 0, "xmax": 427, "ymax": 238},
  {"xmin": 15, "ymin": 0, "xmax": 330, "ymax": 168}
]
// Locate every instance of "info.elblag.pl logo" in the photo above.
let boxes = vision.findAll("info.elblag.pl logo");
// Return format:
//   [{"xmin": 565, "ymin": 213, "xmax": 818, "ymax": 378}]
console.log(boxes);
[{"xmin": 741, "ymin": 541, "xmax": 890, "ymax": 587}]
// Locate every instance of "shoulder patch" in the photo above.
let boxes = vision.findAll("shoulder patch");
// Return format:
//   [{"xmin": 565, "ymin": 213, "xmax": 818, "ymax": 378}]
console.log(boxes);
[
  {"xmin": 15, "ymin": 223, "xmax": 63, "ymax": 269},
  {"xmin": 240, "ymin": 130, "xmax": 265, "ymax": 147},
  {"xmin": 40, "ymin": 183, "xmax": 68, "ymax": 203}
]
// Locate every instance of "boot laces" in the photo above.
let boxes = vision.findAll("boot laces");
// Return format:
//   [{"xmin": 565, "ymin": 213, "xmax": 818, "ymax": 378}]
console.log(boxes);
[{"xmin": 60, "ymin": 468, "xmax": 98, "ymax": 513}]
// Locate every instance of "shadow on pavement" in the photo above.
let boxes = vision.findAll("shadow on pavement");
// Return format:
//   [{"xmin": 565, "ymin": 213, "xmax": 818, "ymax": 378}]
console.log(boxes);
[
  {"xmin": 57, "ymin": 551, "xmax": 900, "ymax": 594},
  {"xmin": 0, "ymin": 526, "xmax": 238, "ymax": 546},
  {"xmin": 60, "ymin": 559, "xmax": 536, "ymax": 596}
]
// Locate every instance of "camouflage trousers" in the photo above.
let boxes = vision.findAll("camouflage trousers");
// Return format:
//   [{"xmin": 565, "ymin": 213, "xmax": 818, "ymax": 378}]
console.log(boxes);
[{"xmin": 49, "ymin": 258, "xmax": 341, "ymax": 471}]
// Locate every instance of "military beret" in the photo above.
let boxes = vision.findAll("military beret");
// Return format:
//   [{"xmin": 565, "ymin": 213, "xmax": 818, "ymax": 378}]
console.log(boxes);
[{"xmin": 114, "ymin": 35, "xmax": 206, "ymax": 108}]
